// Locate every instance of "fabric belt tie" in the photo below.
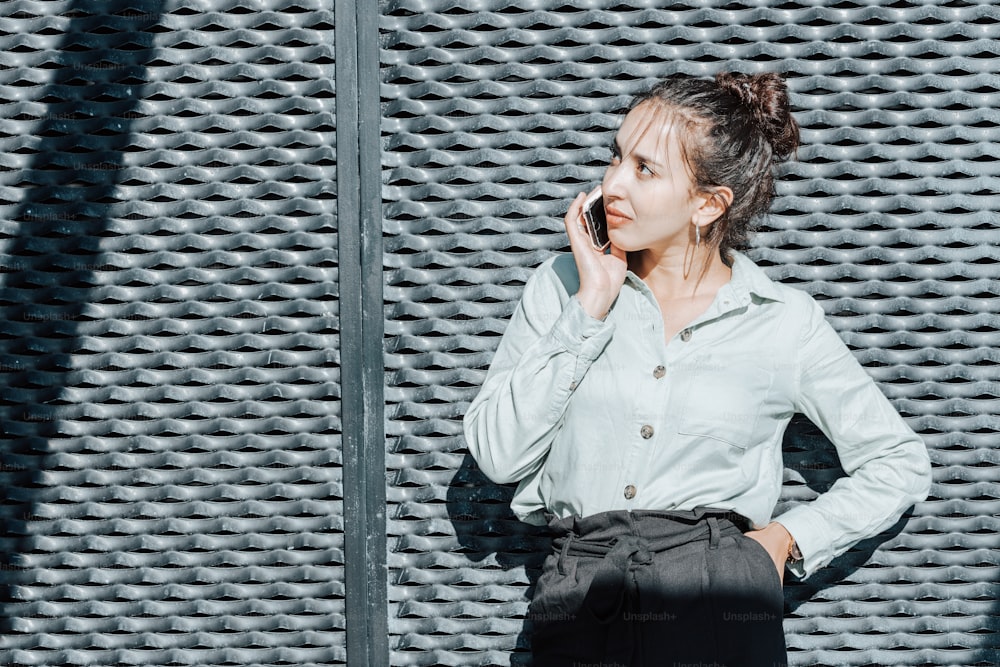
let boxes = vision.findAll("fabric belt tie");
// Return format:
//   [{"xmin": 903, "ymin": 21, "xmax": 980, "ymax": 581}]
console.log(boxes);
[
  {"xmin": 585, "ymin": 534, "xmax": 652, "ymax": 624},
  {"xmin": 553, "ymin": 512, "xmax": 735, "ymax": 665}
]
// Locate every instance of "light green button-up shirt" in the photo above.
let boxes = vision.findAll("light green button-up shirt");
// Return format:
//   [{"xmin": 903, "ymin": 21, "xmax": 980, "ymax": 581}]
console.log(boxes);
[{"xmin": 463, "ymin": 249, "xmax": 932, "ymax": 579}]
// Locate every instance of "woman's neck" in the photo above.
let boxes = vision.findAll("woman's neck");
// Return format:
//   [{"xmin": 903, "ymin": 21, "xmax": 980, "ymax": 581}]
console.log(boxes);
[{"xmin": 628, "ymin": 246, "xmax": 732, "ymax": 301}]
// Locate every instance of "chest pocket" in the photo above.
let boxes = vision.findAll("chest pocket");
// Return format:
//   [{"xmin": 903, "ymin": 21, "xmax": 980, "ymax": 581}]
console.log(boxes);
[{"xmin": 675, "ymin": 365, "xmax": 772, "ymax": 449}]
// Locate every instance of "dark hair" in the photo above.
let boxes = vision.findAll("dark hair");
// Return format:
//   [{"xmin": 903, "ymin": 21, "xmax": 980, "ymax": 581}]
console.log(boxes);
[{"xmin": 629, "ymin": 71, "xmax": 799, "ymax": 277}]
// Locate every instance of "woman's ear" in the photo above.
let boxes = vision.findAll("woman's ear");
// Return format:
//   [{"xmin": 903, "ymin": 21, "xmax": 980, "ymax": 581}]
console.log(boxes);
[{"xmin": 693, "ymin": 187, "xmax": 733, "ymax": 226}]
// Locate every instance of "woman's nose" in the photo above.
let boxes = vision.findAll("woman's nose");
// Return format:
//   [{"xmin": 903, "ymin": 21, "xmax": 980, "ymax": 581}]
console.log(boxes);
[{"xmin": 602, "ymin": 164, "xmax": 626, "ymax": 200}]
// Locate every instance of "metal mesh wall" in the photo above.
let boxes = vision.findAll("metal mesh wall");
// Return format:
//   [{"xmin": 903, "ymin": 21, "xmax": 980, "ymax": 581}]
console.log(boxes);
[
  {"xmin": 2, "ymin": 1, "xmax": 999, "ymax": 666},
  {"xmin": 0, "ymin": 2, "xmax": 343, "ymax": 666},
  {"xmin": 382, "ymin": 2, "xmax": 1000, "ymax": 666}
]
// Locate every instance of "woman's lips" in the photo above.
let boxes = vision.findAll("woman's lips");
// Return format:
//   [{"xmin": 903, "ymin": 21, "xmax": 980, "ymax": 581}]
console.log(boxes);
[{"xmin": 605, "ymin": 205, "xmax": 631, "ymax": 227}]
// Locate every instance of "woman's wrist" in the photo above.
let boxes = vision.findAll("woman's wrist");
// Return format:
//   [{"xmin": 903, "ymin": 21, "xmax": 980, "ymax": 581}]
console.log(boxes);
[
  {"xmin": 575, "ymin": 291, "xmax": 610, "ymax": 321},
  {"xmin": 768, "ymin": 521, "xmax": 799, "ymax": 563}
]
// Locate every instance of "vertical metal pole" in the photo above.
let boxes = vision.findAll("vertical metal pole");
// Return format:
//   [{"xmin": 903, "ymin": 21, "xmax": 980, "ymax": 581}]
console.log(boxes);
[{"xmin": 335, "ymin": 0, "xmax": 387, "ymax": 664}]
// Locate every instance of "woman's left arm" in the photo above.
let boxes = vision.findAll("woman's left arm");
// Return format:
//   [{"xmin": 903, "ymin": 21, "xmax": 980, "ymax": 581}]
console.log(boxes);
[{"xmin": 771, "ymin": 294, "xmax": 933, "ymax": 579}]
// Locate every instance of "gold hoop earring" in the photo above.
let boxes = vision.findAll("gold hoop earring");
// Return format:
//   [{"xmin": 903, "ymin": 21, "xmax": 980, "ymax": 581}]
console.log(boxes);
[{"xmin": 694, "ymin": 223, "xmax": 701, "ymax": 247}]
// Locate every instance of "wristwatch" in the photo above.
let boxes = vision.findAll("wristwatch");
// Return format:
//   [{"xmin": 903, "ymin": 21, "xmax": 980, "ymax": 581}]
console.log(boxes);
[{"xmin": 787, "ymin": 539, "xmax": 803, "ymax": 564}]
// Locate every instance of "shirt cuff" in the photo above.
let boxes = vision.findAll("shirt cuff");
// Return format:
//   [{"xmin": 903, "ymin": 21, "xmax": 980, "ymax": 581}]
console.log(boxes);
[
  {"xmin": 548, "ymin": 294, "xmax": 614, "ymax": 361},
  {"xmin": 772, "ymin": 506, "xmax": 830, "ymax": 580}
]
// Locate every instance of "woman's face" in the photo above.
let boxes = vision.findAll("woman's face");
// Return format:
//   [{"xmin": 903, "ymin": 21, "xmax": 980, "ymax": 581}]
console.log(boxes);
[{"xmin": 601, "ymin": 102, "xmax": 708, "ymax": 255}]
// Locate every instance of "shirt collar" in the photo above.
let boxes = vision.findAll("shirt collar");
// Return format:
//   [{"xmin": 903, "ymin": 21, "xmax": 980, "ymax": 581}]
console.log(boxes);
[{"xmin": 725, "ymin": 249, "xmax": 785, "ymax": 305}]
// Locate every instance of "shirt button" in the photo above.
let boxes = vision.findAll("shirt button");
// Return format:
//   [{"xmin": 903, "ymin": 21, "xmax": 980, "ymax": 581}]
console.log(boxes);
[
  {"xmin": 624, "ymin": 485, "xmax": 637, "ymax": 500},
  {"xmin": 680, "ymin": 328, "xmax": 692, "ymax": 342},
  {"xmin": 640, "ymin": 424, "xmax": 654, "ymax": 439},
  {"xmin": 569, "ymin": 381, "xmax": 577, "ymax": 390},
  {"xmin": 653, "ymin": 365, "xmax": 665, "ymax": 379}
]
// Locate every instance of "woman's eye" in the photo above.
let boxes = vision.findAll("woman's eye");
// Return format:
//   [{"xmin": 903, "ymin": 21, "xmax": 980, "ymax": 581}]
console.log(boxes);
[{"xmin": 638, "ymin": 162, "xmax": 653, "ymax": 175}]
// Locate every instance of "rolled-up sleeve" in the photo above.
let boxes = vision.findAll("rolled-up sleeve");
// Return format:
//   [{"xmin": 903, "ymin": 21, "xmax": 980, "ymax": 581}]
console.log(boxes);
[
  {"xmin": 775, "ymin": 296, "xmax": 933, "ymax": 579},
  {"xmin": 463, "ymin": 257, "xmax": 614, "ymax": 484}
]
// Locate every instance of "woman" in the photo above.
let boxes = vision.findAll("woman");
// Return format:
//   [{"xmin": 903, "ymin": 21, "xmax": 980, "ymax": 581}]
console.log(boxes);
[{"xmin": 462, "ymin": 72, "xmax": 932, "ymax": 667}]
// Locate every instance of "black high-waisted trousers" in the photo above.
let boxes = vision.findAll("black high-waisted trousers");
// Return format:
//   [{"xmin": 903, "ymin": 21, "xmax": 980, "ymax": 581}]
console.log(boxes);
[{"xmin": 528, "ymin": 507, "xmax": 788, "ymax": 667}]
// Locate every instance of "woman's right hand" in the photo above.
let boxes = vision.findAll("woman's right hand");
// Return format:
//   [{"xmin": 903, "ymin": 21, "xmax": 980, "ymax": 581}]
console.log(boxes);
[{"xmin": 564, "ymin": 189, "xmax": 628, "ymax": 320}]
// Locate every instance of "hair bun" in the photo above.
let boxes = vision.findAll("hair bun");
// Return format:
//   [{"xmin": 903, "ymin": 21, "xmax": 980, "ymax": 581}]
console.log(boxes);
[{"xmin": 715, "ymin": 72, "xmax": 799, "ymax": 159}]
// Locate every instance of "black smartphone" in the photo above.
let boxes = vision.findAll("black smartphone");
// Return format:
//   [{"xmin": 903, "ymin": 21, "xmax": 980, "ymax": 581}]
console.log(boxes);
[{"xmin": 582, "ymin": 188, "xmax": 610, "ymax": 251}]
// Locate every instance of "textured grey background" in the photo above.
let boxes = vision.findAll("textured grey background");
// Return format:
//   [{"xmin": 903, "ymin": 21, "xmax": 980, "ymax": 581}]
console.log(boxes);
[
  {"xmin": 0, "ymin": 1, "xmax": 343, "ymax": 665},
  {"xmin": 382, "ymin": 2, "xmax": 999, "ymax": 667},
  {"xmin": 0, "ymin": 1, "xmax": 998, "ymax": 666}
]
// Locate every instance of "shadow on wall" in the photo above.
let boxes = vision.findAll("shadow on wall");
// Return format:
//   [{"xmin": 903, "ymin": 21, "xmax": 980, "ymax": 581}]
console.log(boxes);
[
  {"xmin": 0, "ymin": 0, "xmax": 163, "ymax": 634},
  {"xmin": 447, "ymin": 453, "xmax": 550, "ymax": 664},
  {"xmin": 447, "ymin": 414, "xmax": 916, "ymax": 663}
]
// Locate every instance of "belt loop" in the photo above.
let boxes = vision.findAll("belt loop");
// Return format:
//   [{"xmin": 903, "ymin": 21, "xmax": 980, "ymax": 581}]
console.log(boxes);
[
  {"xmin": 707, "ymin": 516, "xmax": 720, "ymax": 550},
  {"xmin": 558, "ymin": 532, "xmax": 575, "ymax": 575}
]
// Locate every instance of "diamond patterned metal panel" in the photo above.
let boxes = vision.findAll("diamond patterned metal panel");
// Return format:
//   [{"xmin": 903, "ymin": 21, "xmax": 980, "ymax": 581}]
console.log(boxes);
[
  {"xmin": 0, "ymin": 1, "xmax": 343, "ymax": 666},
  {"xmin": 382, "ymin": 2, "xmax": 1000, "ymax": 666}
]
